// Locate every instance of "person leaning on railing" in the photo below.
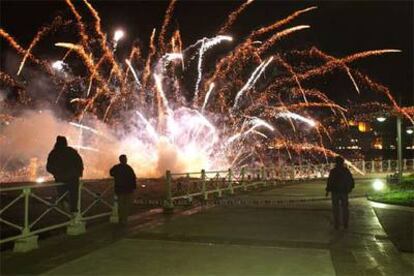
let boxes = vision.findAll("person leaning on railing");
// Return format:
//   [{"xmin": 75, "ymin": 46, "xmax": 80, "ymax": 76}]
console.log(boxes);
[
  {"xmin": 109, "ymin": 154, "xmax": 137, "ymax": 226},
  {"xmin": 46, "ymin": 136, "xmax": 84, "ymax": 215}
]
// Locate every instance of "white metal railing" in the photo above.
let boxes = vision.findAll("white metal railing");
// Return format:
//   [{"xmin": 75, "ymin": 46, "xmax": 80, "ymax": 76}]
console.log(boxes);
[
  {"xmin": 163, "ymin": 167, "xmax": 290, "ymax": 209},
  {"xmin": 1, "ymin": 158, "xmax": 412, "ymax": 252},
  {"xmin": 163, "ymin": 159, "xmax": 414, "ymax": 209},
  {"xmin": 0, "ymin": 179, "xmax": 117, "ymax": 253}
]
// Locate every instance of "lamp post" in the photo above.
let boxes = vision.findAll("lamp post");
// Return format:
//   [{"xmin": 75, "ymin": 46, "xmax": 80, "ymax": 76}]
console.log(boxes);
[
  {"xmin": 396, "ymin": 116, "xmax": 402, "ymax": 181},
  {"xmin": 376, "ymin": 115, "xmax": 403, "ymax": 182}
]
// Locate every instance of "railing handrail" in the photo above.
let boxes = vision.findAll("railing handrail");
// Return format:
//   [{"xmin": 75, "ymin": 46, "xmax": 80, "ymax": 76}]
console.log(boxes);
[
  {"xmin": 0, "ymin": 178, "xmax": 116, "ymax": 192},
  {"xmin": 0, "ymin": 179, "xmax": 117, "ymax": 252},
  {"xmin": 0, "ymin": 182, "xmax": 67, "ymax": 192},
  {"xmin": 165, "ymin": 158, "xmax": 414, "ymax": 206}
]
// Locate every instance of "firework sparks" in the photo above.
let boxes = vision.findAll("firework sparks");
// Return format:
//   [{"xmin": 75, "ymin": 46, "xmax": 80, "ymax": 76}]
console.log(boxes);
[
  {"xmin": 158, "ymin": 0, "xmax": 177, "ymax": 53},
  {"xmin": 16, "ymin": 16, "xmax": 65, "ymax": 76},
  {"xmin": 125, "ymin": 59, "xmax": 142, "ymax": 88},
  {"xmin": 202, "ymin": 82, "xmax": 215, "ymax": 113},
  {"xmin": 276, "ymin": 111, "xmax": 317, "ymax": 127},
  {"xmin": 194, "ymin": 35, "xmax": 233, "ymax": 101},
  {"xmin": 218, "ymin": 0, "xmax": 255, "ymax": 34},
  {"xmin": 233, "ymin": 56, "xmax": 273, "ymax": 110},
  {"xmin": 0, "ymin": 2, "xmax": 411, "ymax": 181},
  {"xmin": 251, "ymin": 6, "xmax": 317, "ymax": 38}
]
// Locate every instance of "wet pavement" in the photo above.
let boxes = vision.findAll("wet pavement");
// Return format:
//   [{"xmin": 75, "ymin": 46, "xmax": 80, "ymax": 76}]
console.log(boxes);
[{"xmin": 2, "ymin": 180, "xmax": 413, "ymax": 275}]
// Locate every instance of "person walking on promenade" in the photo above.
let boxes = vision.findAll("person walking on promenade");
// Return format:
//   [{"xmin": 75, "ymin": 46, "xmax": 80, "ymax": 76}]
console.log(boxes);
[
  {"xmin": 326, "ymin": 156, "xmax": 354, "ymax": 229},
  {"xmin": 110, "ymin": 155, "xmax": 137, "ymax": 226},
  {"xmin": 47, "ymin": 136, "xmax": 84, "ymax": 214}
]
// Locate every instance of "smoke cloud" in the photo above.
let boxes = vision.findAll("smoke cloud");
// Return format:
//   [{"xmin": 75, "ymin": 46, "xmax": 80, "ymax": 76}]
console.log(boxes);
[{"xmin": 0, "ymin": 109, "xmax": 212, "ymax": 182}]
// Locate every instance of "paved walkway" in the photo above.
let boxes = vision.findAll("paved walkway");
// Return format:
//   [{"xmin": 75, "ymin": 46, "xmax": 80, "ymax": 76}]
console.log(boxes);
[{"xmin": 2, "ymin": 180, "xmax": 413, "ymax": 275}]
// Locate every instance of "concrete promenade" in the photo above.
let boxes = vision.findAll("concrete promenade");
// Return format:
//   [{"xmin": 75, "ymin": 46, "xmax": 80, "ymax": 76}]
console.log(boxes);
[{"xmin": 1, "ymin": 179, "xmax": 413, "ymax": 275}]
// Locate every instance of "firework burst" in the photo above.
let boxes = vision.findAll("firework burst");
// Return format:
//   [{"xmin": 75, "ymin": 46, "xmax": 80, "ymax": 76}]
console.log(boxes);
[{"xmin": 0, "ymin": 0, "xmax": 412, "ymax": 181}]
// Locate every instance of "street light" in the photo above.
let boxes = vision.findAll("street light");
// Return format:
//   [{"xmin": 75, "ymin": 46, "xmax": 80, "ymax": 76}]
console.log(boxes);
[
  {"xmin": 407, "ymin": 128, "xmax": 414, "ymax": 135},
  {"xmin": 372, "ymin": 179, "xmax": 385, "ymax": 191},
  {"xmin": 376, "ymin": 114, "xmax": 403, "ymax": 182}
]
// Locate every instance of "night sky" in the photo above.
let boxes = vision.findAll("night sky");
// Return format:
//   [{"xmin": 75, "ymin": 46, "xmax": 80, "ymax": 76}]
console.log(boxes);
[{"xmin": 1, "ymin": 0, "xmax": 413, "ymax": 105}]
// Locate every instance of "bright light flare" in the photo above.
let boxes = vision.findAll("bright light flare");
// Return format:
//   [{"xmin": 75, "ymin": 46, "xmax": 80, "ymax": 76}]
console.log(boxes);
[
  {"xmin": 36, "ymin": 177, "xmax": 45, "ymax": 184},
  {"xmin": 376, "ymin": 116, "xmax": 386, "ymax": 122},
  {"xmin": 52, "ymin": 60, "xmax": 64, "ymax": 71},
  {"xmin": 372, "ymin": 179, "xmax": 385, "ymax": 191},
  {"xmin": 114, "ymin": 29, "xmax": 124, "ymax": 42}
]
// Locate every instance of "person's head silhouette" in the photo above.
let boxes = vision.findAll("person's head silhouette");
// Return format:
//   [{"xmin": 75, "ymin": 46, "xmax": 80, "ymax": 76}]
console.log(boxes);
[
  {"xmin": 55, "ymin": 136, "xmax": 68, "ymax": 148},
  {"xmin": 119, "ymin": 154, "xmax": 127, "ymax": 164},
  {"xmin": 335, "ymin": 156, "xmax": 345, "ymax": 167}
]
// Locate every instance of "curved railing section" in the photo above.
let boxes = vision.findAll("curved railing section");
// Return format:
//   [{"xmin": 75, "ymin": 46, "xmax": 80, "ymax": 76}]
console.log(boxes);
[
  {"xmin": 1, "ymin": 158, "xmax": 413, "ymax": 252},
  {"xmin": 0, "ymin": 179, "xmax": 116, "ymax": 252},
  {"xmin": 163, "ymin": 159, "xmax": 414, "ymax": 208}
]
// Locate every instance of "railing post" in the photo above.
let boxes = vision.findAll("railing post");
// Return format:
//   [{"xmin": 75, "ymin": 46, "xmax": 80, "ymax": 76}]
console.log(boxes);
[
  {"xmin": 216, "ymin": 173, "xmax": 222, "ymax": 198},
  {"xmin": 362, "ymin": 160, "xmax": 366, "ymax": 173},
  {"xmin": 371, "ymin": 160, "xmax": 375, "ymax": 173},
  {"xmin": 163, "ymin": 170, "xmax": 174, "ymax": 213},
  {"xmin": 228, "ymin": 168, "xmax": 234, "ymax": 194},
  {"xmin": 241, "ymin": 168, "xmax": 247, "ymax": 191},
  {"xmin": 201, "ymin": 169, "xmax": 207, "ymax": 201},
  {"xmin": 261, "ymin": 167, "xmax": 266, "ymax": 186},
  {"xmin": 186, "ymin": 173, "xmax": 192, "ymax": 203},
  {"xmin": 279, "ymin": 166, "xmax": 283, "ymax": 180},
  {"xmin": 403, "ymin": 159, "xmax": 407, "ymax": 171},
  {"xmin": 14, "ymin": 188, "xmax": 38, "ymax": 253},
  {"xmin": 67, "ymin": 181, "xmax": 86, "ymax": 235},
  {"xmin": 110, "ymin": 194, "xmax": 119, "ymax": 223},
  {"xmin": 388, "ymin": 160, "xmax": 391, "ymax": 172}
]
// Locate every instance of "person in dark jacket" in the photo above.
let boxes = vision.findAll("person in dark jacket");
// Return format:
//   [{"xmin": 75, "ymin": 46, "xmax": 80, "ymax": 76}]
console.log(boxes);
[
  {"xmin": 110, "ymin": 155, "xmax": 137, "ymax": 226},
  {"xmin": 326, "ymin": 156, "xmax": 354, "ymax": 229},
  {"xmin": 46, "ymin": 136, "xmax": 84, "ymax": 213}
]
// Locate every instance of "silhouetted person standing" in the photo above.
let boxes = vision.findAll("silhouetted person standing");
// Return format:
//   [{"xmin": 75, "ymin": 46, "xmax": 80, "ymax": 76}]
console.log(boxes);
[
  {"xmin": 46, "ymin": 136, "xmax": 84, "ymax": 214},
  {"xmin": 326, "ymin": 156, "xmax": 354, "ymax": 229},
  {"xmin": 110, "ymin": 155, "xmax": 137, "ymax": 226}
]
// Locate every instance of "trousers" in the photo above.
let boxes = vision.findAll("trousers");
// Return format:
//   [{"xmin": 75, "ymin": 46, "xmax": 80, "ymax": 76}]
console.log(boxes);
[
  {"xmin": 331, "ymin": 192, "xmax": 349, "ymax": 228},
  {"xmin": 56, "ymin": 179, "xmax": 79, "ymax": 213},
  {"xmin": 117, "ymin": 193, "xmax": 134, "ymax": 225}
]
